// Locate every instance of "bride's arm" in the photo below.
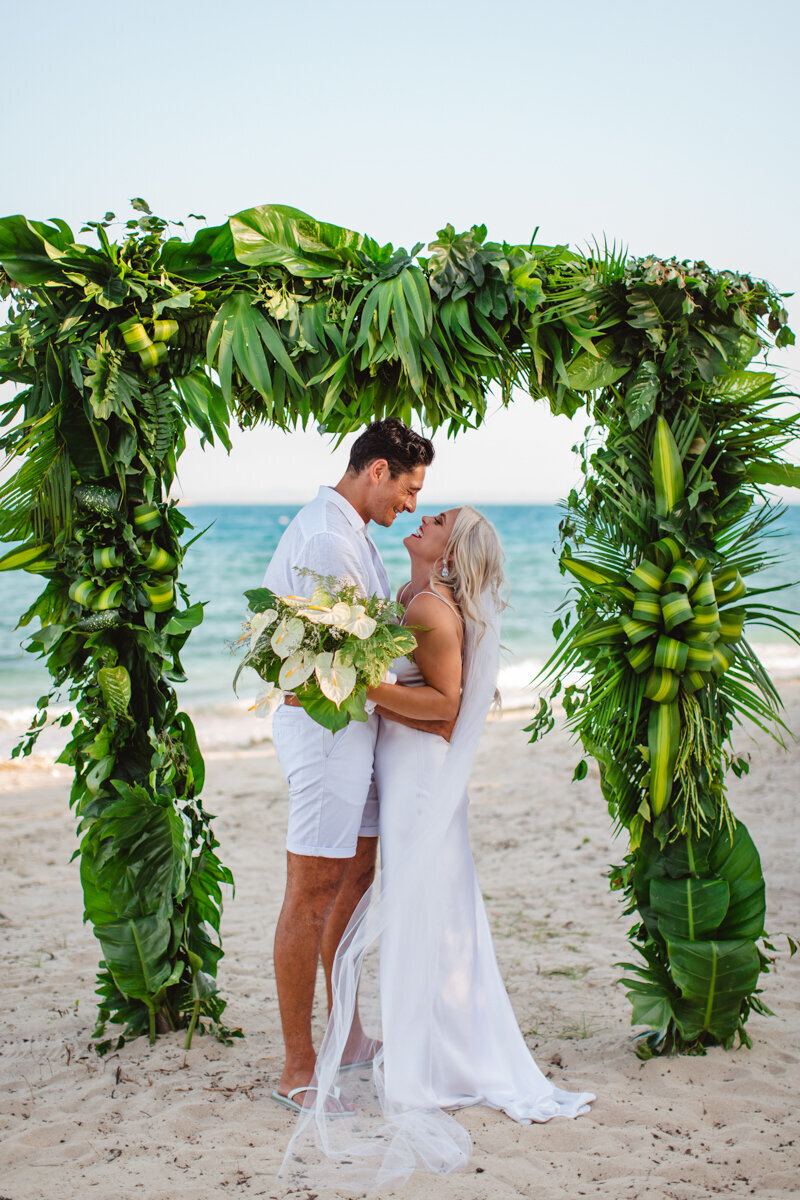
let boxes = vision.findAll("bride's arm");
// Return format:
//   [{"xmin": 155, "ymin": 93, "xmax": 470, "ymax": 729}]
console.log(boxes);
[
  {"xmin": 372, "ymin": 705, "xmax": 457, "ymax": 740},
  {"xmin": 367, "ymin": 593, "xmax": 462, "ymax": 722}
]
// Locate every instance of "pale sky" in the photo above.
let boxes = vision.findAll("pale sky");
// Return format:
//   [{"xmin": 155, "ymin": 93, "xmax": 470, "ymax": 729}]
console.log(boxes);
[{"xmin": 2, "ymin": 0, "xmax": 798, "ymax": 504}]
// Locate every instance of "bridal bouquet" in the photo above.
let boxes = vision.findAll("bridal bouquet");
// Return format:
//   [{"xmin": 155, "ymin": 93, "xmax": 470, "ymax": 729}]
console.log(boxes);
[{"xmin": 235, "ymin": 571, "xmax": 416, "ymax": 731}]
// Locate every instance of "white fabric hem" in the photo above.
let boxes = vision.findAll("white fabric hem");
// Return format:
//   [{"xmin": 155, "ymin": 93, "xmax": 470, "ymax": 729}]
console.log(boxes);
[{"xmin": 285, "ymin": 840, "xmax": 358, "ymax": 859}]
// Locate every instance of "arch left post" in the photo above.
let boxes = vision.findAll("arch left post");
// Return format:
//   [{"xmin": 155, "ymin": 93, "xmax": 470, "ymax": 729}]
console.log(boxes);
[{"xmin": 0, "ymin": 209, "xmax": 238, "ymax": 1051}]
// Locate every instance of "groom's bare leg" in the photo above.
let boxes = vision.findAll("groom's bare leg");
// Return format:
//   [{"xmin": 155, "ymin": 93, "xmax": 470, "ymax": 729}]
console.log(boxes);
[
  {"xmin": 320, "ymin": 835, "xmax": 379, "ymax": 1063},
  {"xmin": 274, "ymin": 850, "xmax": 349, "ymax": 1096}
]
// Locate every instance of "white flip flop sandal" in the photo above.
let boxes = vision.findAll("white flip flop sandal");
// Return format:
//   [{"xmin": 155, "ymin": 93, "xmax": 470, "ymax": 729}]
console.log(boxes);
[
  {"xmin": 339, "ymin": 1040, "xmax": 382, "ymax": 1072},
  {"xmin": 339, "ymin": 1055, "xmax": 376, "ymax": 1073},
  {"xmin": 271, "ymin": 1083, "xmax": 355, "ymax": 1118}
]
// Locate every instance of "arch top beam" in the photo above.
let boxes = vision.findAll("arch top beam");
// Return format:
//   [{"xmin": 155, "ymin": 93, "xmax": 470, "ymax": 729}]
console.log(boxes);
[{"xmin": 1, "ymin": 201, "xmax": 791, "ymax": 444}]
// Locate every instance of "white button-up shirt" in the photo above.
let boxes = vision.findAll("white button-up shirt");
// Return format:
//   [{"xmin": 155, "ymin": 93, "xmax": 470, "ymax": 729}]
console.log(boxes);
[{"xmin": 262, "ymin": 486, "xmax": 391, "ymax": 601}]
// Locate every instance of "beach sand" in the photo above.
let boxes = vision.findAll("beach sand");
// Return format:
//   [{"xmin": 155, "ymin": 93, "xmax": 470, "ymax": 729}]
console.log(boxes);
[{"xmin": 0, "ymin": 685, "xmax": 798, "ymax": 1200}]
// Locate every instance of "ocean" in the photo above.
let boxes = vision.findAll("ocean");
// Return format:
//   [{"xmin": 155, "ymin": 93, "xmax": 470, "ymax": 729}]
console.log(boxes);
[{"xmin": 2, "ymin": 504, "xmax": 799, "ymax": 751}]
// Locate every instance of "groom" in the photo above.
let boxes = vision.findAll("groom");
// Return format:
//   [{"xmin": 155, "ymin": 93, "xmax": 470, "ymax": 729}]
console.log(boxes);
[{"xmin": 264, "ymin": 418, "xmax": 435, "ymax": 1107}]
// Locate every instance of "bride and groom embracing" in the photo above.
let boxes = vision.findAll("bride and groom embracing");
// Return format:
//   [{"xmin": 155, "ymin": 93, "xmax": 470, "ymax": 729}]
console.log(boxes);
[{"xmin": 263, "ymin": 418, "xmax": 594, "ymax": 1187}]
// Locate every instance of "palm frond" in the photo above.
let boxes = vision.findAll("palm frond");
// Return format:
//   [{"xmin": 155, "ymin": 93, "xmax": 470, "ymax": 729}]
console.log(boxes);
[{"xmin": 0, "ymin": 409, "xmax": 72, "ymax": 542}]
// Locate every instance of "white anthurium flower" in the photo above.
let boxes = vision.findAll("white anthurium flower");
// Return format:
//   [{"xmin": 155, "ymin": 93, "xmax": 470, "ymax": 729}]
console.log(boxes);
[
  {"xmin": 279, "ymin": 651, "xmax": 316, "ymax": 691},
  {"xmin": 249, "ymin": 684, "xmax": 281, "ymax": 719},
  {"xmin": 315, "ymin": 651, "xmax": 357, "ymax": 706},
  {"xmin": 271, "ymin": 616, "xmax": 305, "ymax": 659},
  {"xmin": 296, "ymin": 604, "xmax": 336, "ymax": 625},
  {"xmin": 282, "ymin": 594, "xmax": 309, "ymax": 608},
  {"xmin": 340, "ymin": 604, "xmax": 378, "ymax": 640},
  {"xmin": 330, "ymin": 601, "xmax": 354, "ymax": 627},
  {"xmin": 249, "ymin": 608, "xmax": 278, "ymax": 650}
]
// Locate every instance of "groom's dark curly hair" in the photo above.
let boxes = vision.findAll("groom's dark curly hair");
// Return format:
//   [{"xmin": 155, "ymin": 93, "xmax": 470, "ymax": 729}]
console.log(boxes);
[{"xmin": 348, "ymin": 418, "xmax": 435, "ymax": 478}]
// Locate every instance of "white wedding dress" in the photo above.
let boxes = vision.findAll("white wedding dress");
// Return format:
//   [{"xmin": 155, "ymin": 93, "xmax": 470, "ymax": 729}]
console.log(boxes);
[{"xmin": 281, "ymin": 594, "xmax": 594, "ymax": 1191}]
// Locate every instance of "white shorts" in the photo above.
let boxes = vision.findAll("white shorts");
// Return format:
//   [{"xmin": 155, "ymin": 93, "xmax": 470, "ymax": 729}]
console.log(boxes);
[{"xmin": 271, "ymin": 703, "xmax": 379, "ymax": 858}]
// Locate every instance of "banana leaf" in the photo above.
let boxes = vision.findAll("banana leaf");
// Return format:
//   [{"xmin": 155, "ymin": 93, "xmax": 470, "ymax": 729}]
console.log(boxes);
[
  {"xmin": 95, "ymin": 913, "xmax": 174, "ymax": 1001},
  {"xmin": 708, "ymin": 821, "xmax": 766, "ymax": 940},
  {"xmin": 667, "ymin": 938, "xmax": 761, "ymax": 1041},
  {"xmin": 656, "ymin": 833, "xmax": 712, "ymax": 878},
  {"xmin": 651, "ymin": 876, "xmax": 730, "ymax": 941}
]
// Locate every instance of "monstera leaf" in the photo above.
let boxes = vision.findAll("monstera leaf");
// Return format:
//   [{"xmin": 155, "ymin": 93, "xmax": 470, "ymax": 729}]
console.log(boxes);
[
  {"xmin": 229, "ymin": 204, "xmax": 370, "ymax": 277},
  {"xmin": 81, "ymin": 785, "xmax": 191, "ymax": 922}
]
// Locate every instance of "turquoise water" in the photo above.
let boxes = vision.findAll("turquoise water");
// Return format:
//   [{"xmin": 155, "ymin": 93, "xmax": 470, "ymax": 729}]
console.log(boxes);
[{"xmin": 1, "ymin": 504, "xmax": 799, "ymax": 718}]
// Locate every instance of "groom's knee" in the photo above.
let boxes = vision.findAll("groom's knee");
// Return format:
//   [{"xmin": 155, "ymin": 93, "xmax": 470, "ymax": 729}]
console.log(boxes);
[
  {"xmin": 283, "ymin": 853, "xmax": 349, "ymax": 923},
  {"xmin": 342, "ymin": 836, "xmax": 378, "ymax": 898}
]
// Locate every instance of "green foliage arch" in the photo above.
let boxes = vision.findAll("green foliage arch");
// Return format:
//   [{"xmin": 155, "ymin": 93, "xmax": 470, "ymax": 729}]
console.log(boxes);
[{"xmin": 0, "ymin": 200, "xmax": 797, "ymax": 1053}]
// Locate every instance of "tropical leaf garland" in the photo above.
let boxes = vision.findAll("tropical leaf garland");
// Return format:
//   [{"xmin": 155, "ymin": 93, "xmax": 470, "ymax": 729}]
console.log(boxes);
[
  {"xmin": 0, "ymin": 200, "xmax": 796, "ymax": 1052},
  {"xmin": 530, "ymin": 252, "xmax": 799, "ymax": 1053}
]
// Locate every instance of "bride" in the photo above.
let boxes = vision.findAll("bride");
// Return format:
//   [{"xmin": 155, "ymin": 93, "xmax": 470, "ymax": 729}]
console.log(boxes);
[{"xmin": 281, "ymin": 506, "xmax": 595, "ymax": 1189}]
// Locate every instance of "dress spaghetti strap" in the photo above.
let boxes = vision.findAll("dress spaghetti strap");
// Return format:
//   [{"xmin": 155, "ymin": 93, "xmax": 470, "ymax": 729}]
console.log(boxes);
[{"xmin": 410, "ymin": 588, "xmax": 464, "ymax": 625}]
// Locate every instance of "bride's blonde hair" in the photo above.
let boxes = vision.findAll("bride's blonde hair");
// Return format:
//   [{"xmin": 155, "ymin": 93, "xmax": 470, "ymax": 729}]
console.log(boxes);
[{"xmin": 432, "ymin": 506, "xmax": 507, "ymax": 634}]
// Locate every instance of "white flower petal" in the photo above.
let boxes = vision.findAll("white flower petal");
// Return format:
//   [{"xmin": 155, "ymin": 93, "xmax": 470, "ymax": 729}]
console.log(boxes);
[
  {"xmin": 249, "ymin": 608, "xmax": 278, "ymax": 650},
  {"xmin": 344, "ymin": 612, "xmax": 377, "ymax": 639},
  {"xmin": 315, "ymin": 651, "xmax": 357, "ymax": 706},
  {"xmin": 330, "ymin": 602, "xmax": 352, "ymax": 626},
  {"xmin": 250, "ymin": 684, "xmax": 281, "ymax": 719},
  {"xmin": 296, "ymin": 605, "xmax": 335, "ymax": 625},
  {"xmin": 271, "ymin": 616, "xmax": 305, "ymax": 659},
  {"xmin": 279, "ymin": 651, "xmax": 316, "ymax": 691}
]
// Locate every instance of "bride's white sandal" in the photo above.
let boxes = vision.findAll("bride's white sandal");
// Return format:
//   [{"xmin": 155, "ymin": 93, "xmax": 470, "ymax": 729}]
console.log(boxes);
[
  {"xmin": 272, "ymin": 1083, "xmax": 354, "ymax": 1118},
  {"xmin": 340, "ymin": 1039, "xmax": 382, "ymax": 1072}
]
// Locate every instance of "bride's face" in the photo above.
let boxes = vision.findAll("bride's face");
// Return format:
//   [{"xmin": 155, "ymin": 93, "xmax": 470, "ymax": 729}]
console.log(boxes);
[{"xmin": 403, "ymin": 508, "xmax": 460, "ymax": 568}]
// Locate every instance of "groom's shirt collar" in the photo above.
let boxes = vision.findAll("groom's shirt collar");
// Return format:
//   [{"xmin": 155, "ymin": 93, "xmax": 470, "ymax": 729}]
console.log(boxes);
[
  {"xmin": 317, "ymin": 485, "xmax": 367, "ymax": 533},
  {"xmin": 261, "ymin": 483, "xmax": 390, "ymax": 602}
]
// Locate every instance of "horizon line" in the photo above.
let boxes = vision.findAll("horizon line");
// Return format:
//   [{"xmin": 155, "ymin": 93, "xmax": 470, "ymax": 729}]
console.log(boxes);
[{"xmin": 172, "ymin": 496, "xmax": 800, "ymax": 508}]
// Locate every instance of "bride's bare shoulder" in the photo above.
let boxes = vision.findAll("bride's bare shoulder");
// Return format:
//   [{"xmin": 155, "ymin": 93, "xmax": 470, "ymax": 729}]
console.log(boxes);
[
  {"xmin": 396, "ymin": 580, "xmax": 412, "ymax": 604},
  {"xmin": 405, "ymin": 587, "xmax": 463, "ymax": 633}
]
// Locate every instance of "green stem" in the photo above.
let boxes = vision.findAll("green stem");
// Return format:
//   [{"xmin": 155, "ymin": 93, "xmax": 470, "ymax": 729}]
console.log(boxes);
[
  {"xmin": 148, "ymin": 1008, "xmax": 156, "ymax": 1044},
  {"xmin": 184, "ymin": 999, "xmax": 200, "ymax": 1050},
  {"xmin": 88, "ymin": 420, "xmax": 110, "ymax": 476}
]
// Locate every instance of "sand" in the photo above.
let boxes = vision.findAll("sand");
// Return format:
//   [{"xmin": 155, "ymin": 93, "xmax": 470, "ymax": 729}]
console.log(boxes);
[{"xmin": 0, "ymin": 684, "xmax": 798, "ymax": 1200}]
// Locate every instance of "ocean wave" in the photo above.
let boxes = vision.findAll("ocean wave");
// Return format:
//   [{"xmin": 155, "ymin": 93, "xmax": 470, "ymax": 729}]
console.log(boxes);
[{"xmin": 1, "ymin": 643, "xmax": 798, "ymax": 743}]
